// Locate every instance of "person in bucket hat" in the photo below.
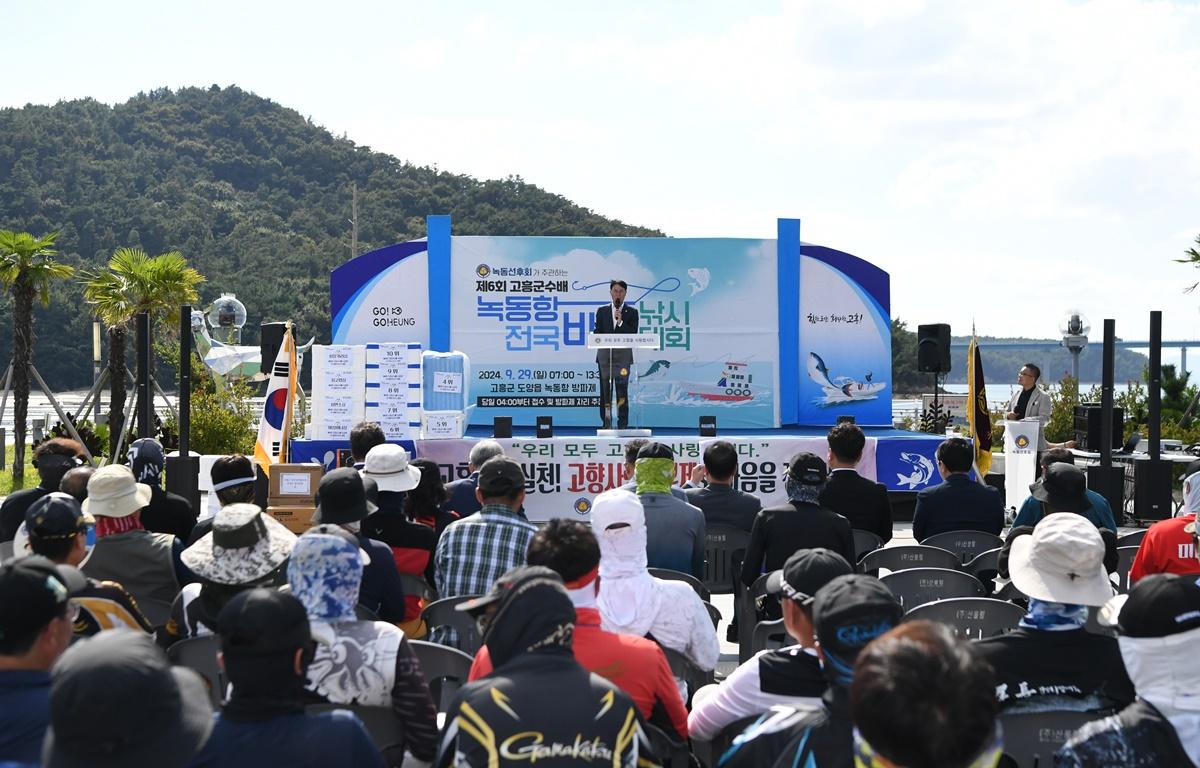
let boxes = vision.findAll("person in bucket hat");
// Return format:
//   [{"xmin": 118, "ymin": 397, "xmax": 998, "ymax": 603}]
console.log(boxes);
[
  {"xmin": 976, "ymin": 513, "xmax": 1133, "ymax": 716},
  {"xmin": 80, "ymin": 464, "xmax": 183, "ymax": 608},
  {"xmin": 162, "ymin": 504, "xmax": 297, "ymax": 646},
  {"xmin": 1058, "ymin": 574, "xmax": 1200, "ymax": 767}
]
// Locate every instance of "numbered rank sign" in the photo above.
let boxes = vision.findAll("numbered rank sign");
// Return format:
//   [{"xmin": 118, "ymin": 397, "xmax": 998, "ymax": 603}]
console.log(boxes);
[{"xmin": 422, "ymin": 412, "xmax": 465, "ymax": 440}]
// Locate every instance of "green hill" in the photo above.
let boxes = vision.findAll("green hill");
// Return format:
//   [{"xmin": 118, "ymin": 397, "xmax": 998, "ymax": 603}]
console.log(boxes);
[{"xmin": 0, "ymin": 85, "xmax": 662, "ymax": 389}]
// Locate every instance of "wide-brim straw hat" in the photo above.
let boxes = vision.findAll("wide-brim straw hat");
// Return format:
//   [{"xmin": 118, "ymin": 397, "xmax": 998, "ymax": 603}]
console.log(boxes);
[
  {"xmin": 81, "ymin": 465, "xmax": 152, "ymax": 519},
  {"xmin": 182, "ymin": 503, "xmax": 297, "ymax": 585}
]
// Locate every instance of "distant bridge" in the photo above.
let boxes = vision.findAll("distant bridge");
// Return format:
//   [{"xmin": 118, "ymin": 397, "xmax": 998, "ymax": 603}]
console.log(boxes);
[{"xmin": 949, "ymin": 339, "xmax": 1200, "ymax": 375}]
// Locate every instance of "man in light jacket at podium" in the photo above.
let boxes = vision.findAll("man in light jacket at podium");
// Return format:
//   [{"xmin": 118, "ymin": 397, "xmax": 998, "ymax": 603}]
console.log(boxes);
[
  {"xmin": 594, "ymin": 279, "xmax": 639, "ymax": 429},
  {"xmin": 1006, "ymin": 362, "xmax": 1052, "ymax": 449}
]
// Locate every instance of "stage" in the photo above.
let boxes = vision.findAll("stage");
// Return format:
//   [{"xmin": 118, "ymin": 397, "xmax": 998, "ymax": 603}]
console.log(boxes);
[{"xmin": 291, "ymin": 426, "xmax": 944, "ymax": 522}]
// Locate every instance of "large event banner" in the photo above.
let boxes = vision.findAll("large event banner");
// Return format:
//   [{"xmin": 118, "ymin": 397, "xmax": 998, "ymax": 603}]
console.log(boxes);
[
  {"xmin": 330, "ymin": 241, "xmax": 430, "ymax": 346},
  {"xmin": 449, "ymin": 237, "xmax": 780, "ymax": 428},
  {"xmin": 797, "ymin": 246, "xmax": 892, "ymax": 426},
  {"xmin": 415, "ymin": 436, "xmax": 876, "ymax": 522}
]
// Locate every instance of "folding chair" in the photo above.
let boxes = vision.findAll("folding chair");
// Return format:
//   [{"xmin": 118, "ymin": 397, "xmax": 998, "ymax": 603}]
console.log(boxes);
[
  {"xmin": 1114, "ymin": 545, "xmax": 1139, "ymax": 594},
  {"xmin": 880, "ymin": 567, "xmax": 985, "ymax": 611},
  {"xmin": 703, "ymin": 525, "xmax": 749, "ymax": 595},
  {"xmin": 407, "ymin": 639, "xmax": 474, "ymax": 712},
  {"xmin": 903, "ymin": 597, "xmax": 1024, "ymax": 639},
  {"xmin": 920, "ymin": 530, "xmax": 1005, "ymax": 566},
  {"xmin": 859, "ymin": 544, "xmax": 962, "ymax": 574},
  {"xmin": 851, "ymin": 529, "xmax": 883, "ymax": 563},
  {"xmin": 167, "ymin": 635, "xmax": 223, "ymax": 708},
  {"xmin": 420, "ymin": 596, "xmax": 483, "ymax": 655},
  {"xmin": 750, "ymin": 618, "xmax": 796, "ymax": 654},
  {"xmin": 306, "ymin": 703, "xmax": 406, "ymax": 754},
  {"xmin": 650, "ymin": 567, "xmax": 712, "ymax": 602},
  {"xmin": 1000, "ymin": 709, "xmax": 1109, "ymax": 768}
]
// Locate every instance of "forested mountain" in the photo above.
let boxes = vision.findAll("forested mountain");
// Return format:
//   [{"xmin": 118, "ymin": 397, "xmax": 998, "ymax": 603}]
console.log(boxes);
[{"xmin": 0, "ymin": 85, "xmax": 662, "ymax": 389}]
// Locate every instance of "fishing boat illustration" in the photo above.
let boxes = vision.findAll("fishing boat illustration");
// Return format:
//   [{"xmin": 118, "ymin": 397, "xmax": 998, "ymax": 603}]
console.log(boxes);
[
  {"xmin": 808, "ymin": 352, "xmax": 885, "ymax": 404},
  {"xmin": 684, "ymin": 361, "xmax": 756, "ymax": 402}
]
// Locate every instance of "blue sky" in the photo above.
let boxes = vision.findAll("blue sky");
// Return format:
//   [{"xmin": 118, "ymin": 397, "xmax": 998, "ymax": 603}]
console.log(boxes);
[{"xmin": 6, "ymin": 0, "xmax": 1200, "ymax": 369}]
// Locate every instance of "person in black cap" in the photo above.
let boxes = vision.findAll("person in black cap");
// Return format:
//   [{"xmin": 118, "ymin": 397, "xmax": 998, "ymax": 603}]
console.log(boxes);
[
  {"xmin": 911, "ymin": 437, "xmax": 1005, "ymax": 541},
  {"xmin": 128, "ymin": 437, "xmax": 197, "ymax": 541},
  {"xmin": 0, "ymin": 437, "xmax": 85, "ymax": 542},
  {"xmin": 1057, "ymin": 573, "xmax": 1200, "ymax": 767},
  {"xmin": 42, "ymin": 629, "xmax": 212, "ymax": 768},
  {"xmin": 635, "ymin": 442, "xmax": 706, "ymax": 578},
  {"xmin": 187, "ymin": 588, "xmax": 385, "ymax": 768},
  {"xmin": 718, "ymin": 574, "xmax": 903, "ymax": 768},
  {"xmin": 438, "ymin": 566, "xmax": 659, "ymax": 767},
  {"xmin": 689, "ymin": 548, "xmax": 853, "ymax": 741},
  {"xmin": 313, "ymin": 467, "xmax": 407, "ymax": 624},
  {"xmin": 433, "ymin": 456, "xmax": 537, "ymax": 647},
  {"xmin": 741, "ymin": 452, "xmax": 856, "ymax": 588},
  {"xmin": 24, "ymin": 493, "xmax": 153, "ymax": 638},
  {"xmin": 0, "ymin": 555, "xmax": 87, "ymax": 765}
]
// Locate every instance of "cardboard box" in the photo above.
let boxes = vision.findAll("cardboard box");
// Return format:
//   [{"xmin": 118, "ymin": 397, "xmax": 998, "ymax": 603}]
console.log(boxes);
[
  {"xmin": 266, "ymin": 504, "xmax": 317, "ymax": 534},
  {"xmin": 267, "ymin": 464, "xmax": 323, "ymax": 505}
]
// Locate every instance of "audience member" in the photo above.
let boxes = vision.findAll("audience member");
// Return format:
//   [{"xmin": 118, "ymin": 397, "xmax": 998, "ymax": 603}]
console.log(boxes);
[
  {"xmin": 81, "ymin": 464, "xmax": 186, "ymax": 606},
  {"xmin": 210, "ymin": 455, "xmax": 258, "ymax": 508},
  {"xmin": 1057, "ymin": 574, "xmax": 1200, "ymax": 767},
  {"xmin": 42, "ymin": 629, "xmax": 213, "ymax": 768},
  {"xmin": 58, "ymin": 465, "xmax": 93, "ymax": 504},
  {"xmin": 434, "ymin": 456, "xmax": 537, "ymax": 644},
  {"xmin": 129, "ymin": 437, "xmax": 197, "ymax": 541},
  {"xmin": 819, "ymin": 423, "xmax": 893, "ymax": 543},
  {"xmin": 164, "ymin": 503, "xmax": 297, "ymax": 645},
  {"xmin": 409, "ymin": 458, "xmax": 460, "ymax": 534},
  {"xmin": 187, "ymin": 589, "xmax": 385, "ymax": 767},
  {"xmin": 851, "ymin": 621, "xmax": 1002, "ymax": 768},
  {"xmin": 623, "ymin": 438, "xmax": 688, "ymax": 500},
  {"xmin": 592, "ymin": 488, "xmax": 718, "ymax": 691},
  {"xmin": 442, "ymin": 439, "xmax": 505, "ymax": 517},
  {"xmin": 312, "ymin": 467, "xmax": 408, "ymax": 624},
  {"xmin": 24, "ymin": 493, "xmax": 152, "ymax": 637},
  {"xmin": 1006, "ymin": 362, "xmax": 1052, "ymax": 449},
  {"xmin": 361, "ymin": 445, "xmax": 438, "ymax": 626},
  {"xmin": 742, "ymin": 453, "xmax": 856, "ymax": 587},
  {"xmin": 0, "ymin": 438, "xmax": 84, "ymax": 541},
  {"xmin": 635, "ymin": 442, "xmax": 706, "ymax": 578},
  {"xmin": 441, "ymin": 566, "xmax": 658, "ymax": 767},
  {"xmin": 911, "ymin": 437, "xmax": 1004, "ymax": 541},
  {"xmin": 349, "ymin": 420, "xmax": 387, "ymax": 469},
  {"xmin": 288, "ymin": 525, "xmax": 438, "ymax": 766},
  {"xmin": 1011, "ymin": 449, "xmax": 1118, "ymax": 532},
  {"xmin": 685, "ymin": 439, "xmax": 761, "ymax": 532},
  {"xmin": 1129, "ymin": 468, "xmax": 1200, "ymax": 581},
  {"xmin": 467, "ymin": 519, "xmax": 689, "ymax": 741},
  {"xmin": 718, "ymin": 574, "xmax": 902, "ymax": 767},
  {"xmin": 0, "ymin": 556, "xmax": 84, "ymax": 765},
  {"xmin": 689, "ymin": 548, "xmax": 852, "ymax": 741},
  {"xmin": 974, "ymin": 514, "xmax": 1132, "ymax": 714}
]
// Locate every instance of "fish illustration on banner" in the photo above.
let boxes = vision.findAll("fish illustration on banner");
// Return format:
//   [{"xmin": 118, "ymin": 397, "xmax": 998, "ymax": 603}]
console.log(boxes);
[
  {"xmin": 808, "ymin": 352, "xmax": 886, "ymax": 405},
  {"xmin": 895, "ymin": 452, "xmax": 936, "ymax": 490},
  {"xmin": 687, "ymin": 267, "xmax": 710, "ymax": 296},
  {"xmin": 254, "ymin": 322, "xmax": 297, "ymax": 475}
]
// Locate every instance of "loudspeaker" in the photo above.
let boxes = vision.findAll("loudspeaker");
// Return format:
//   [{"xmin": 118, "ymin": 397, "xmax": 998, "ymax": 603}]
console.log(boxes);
[
  {"xmin": 917, "ymin": 324, "xmax": 951, "ymax": 374},
  {"xmin": 260, "ymin": 322, "xmax": 288, "ymax": 375},
  {"xmin": 699, "ymin": 416, "xmax": 717, "ymax": 437},
  {"xmin": 1134, "ymin": 460, "xmax": 1173, "ymax": 521},
  {"xmin": 1087, "ymin": 465, "xmax": 1125, "ymax": 522},
  {"xmin": 536, "ymin": 416, "xmax": 553, "ymax": 438},
  {"xmin": 494, "ymin": 417, "xmax": 513, "ymax": 439},
  {"xmin": 1073, "ymin": 404, "xmax": 1125, "ymax": 451}
]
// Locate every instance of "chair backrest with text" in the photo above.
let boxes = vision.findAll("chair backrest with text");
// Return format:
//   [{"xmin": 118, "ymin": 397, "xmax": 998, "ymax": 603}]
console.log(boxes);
[
  {"xmin": 880, "ymin": 567, "xmax": 985, "ymax": 611},
  {"xmin": 703, "ymin": 525, "xmax": 749, "ymax": 595},
  {"xmin": 1000, "ymin": 709, "xmax": 1108, "ymax": 768},
  {"xmin": 904, "ymin": 597, "xmax": 1024, "ymax": 639},
  {"xmin": 860, "ymin": 544, "xmax": 962, "ymax": 574},
  {"xmin": 920, "ymin": 530, "xmax": 1005, "ymax": 565}
]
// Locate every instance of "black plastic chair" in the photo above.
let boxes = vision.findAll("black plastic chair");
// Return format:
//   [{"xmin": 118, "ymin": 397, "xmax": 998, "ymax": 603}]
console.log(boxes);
[
  {"xmin": 880, "ymin": 568, "xmax": 985, "ymax": 611},
  {"xmin": 738, "ymin": 572, "xmax": 774, "ymax": 663},
  {"xmin": 904, "ymin": 597, "xmax": 1024, "ymax": 639},
  {"xmin": 965, "ymin": 547, "xmax": 1002, "ymax": 596},
  {"xmin": 1115, "ymin": 529, "xmax": 1147, "ymax": 548},
  {"xmin": 1000, "ymin": 709, "xmax": 1108, "ymax": 768},
  {"xmin": 859, "ymin": 544, "xmax": 962, "ymax": 574},
  {"xmin": 750, "ymin": 618, "xmax": 796, "ymax": 654},
  {"xmin": 407, "ymin": 639, "xmax": 474, "ymax": 712},
  {"xmin": 920, "ymin": 530, "xmax": 1005, "ymax": 565},
  {"xmin": 167, "ymin": 635, "xmax": 223, "ymax": 708},
  {"xmin": 643, "ymin": 722, "xmax": 691, "ymax": 768},
  {"xmin": 704, "ymin": 601, "xmax": 722, "ymax": 630},
  {"xmin": 851, "ymin": 529, "xmax": 884, "ymax": 563},
  {"xmin": 1114, "ymin": 545, "xmax": 1139, "ymax": 594},
  {"xmin": 420, "ymin": 596, "xmax": 483, "ymax": 655},
  {"xmin": 693, "ymin": 715, "xmax": 758, "ymax": 768},
  {"xmin": 661, "ymin": 644, "xmax": 715, "ymax": 700},
  {"xmin": 398, "ymin": 572, "xmax": 438, "ymax": 603},
  {"xmin": 307, "ymin": 703, "xmax": 406, "ymax": 755},
  {"xmin": 650, "ymin": 567, "xmax": 712, "ymax": 602},
  {"xmin": 138, "ymin": 597, "xmax": 174, "ymax": 629},
  {"xmin": 704, "ymin": 525, "xmax": 749, "ymax": 595}
]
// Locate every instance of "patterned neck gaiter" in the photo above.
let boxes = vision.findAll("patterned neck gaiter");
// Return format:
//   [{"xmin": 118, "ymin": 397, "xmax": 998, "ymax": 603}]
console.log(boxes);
[
  {"xmin": 634, "ymin": 458, "xmax": 674, "ymax": 495},
  {"xmin": 1018, "ymin": 598, "xmax": 1089, "ymax": 631}
]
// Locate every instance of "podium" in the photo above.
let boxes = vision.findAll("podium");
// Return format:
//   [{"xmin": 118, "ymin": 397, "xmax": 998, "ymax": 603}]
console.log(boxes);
[
  {"xmin": 1003, "ymin": 419, "xmax": 1041, "ymax": 513},
  {"xmin": 588, "ymin": 332, "xmax": 659, "ymax": 437}
]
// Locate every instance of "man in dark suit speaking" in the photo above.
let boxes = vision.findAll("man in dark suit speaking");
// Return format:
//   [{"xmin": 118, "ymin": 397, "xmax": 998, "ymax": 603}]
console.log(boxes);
[{"xmin": 593, "ymin": 279, "xmax": 639, "ymax": 429}]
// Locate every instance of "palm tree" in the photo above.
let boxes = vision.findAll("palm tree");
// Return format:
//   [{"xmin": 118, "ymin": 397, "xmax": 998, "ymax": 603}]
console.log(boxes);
[
  {"xmin": 81, "ymin": 248, "xmax": 205, "ymax": 457},
  {"xmin": 0, "ymin": 230, "xmax": 74, "ymax": 483}
]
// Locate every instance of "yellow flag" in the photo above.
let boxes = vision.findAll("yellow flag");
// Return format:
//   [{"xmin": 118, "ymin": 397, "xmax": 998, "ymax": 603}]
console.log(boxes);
[{"xmin": 967, "ymin": 335, "xmax": 992, "ymax": 477}]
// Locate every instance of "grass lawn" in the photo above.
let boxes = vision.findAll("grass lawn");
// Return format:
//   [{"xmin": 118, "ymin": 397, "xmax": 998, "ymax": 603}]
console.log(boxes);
[{"xmin": 0, "ymin": 445, "xmax": 39, "ymax": 496}]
